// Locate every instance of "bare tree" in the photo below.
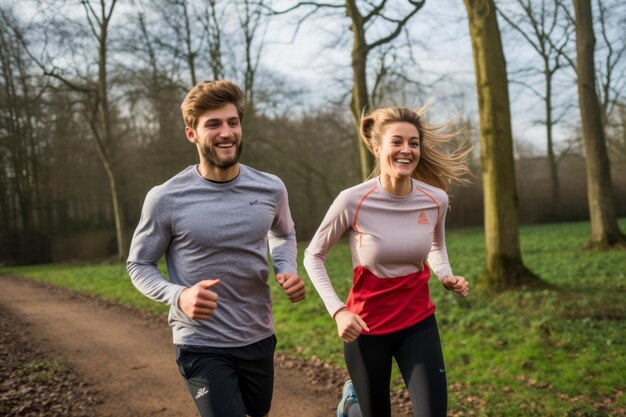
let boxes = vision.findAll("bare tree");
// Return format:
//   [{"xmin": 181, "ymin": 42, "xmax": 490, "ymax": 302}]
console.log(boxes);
[
  {"xmin": 345, "ymin": 0, "xmax": 425, "ymax": 179},
  {"xmin": 22, "ymin": 0, "xmax": 127, "ymax": 261},
  {"xmin": 237, "ymin": 0, "xmax": 271, "ymax": 123},
  {"xmin": 129, "ymin": 11, "xmax": 190, "ymax": 172},
  {"xmin": 81, "ymin": 0, "xmax": 125, "ymax": 260},
  {"xmin": 607, "ymin": 101, "xmax": 626, "ymax": 165},
  {"xmin": 497, "ymin": 0, "xmax": 575, "ymax": 201},
  {"xmin": 368, "ymin": 42, "xmax": 430, "ymax": 109},
  {"xmin": 572, "ymin": 0, "xmax": 625, "ymax": 248},
  {"xmin": 0, "ymin": 7, "xmax": 43, "ymax": 234},
  {"xmin": 148, "ymin": 0, "xmax": 207, "ymax": 87},
  {"xmin": 201, "ymin": 0, "xmax": 224, "ymax": 80},
  {"xmin": 273, "ymin": 1, "xmax": 425, "ymax": 180},
  {"xmin": 463, "ymin": 0, "xmax": 543, "ymax": 289},
  {"xmin": 594, "ymin": 0, "xmax": 626, "ymax": 129}
]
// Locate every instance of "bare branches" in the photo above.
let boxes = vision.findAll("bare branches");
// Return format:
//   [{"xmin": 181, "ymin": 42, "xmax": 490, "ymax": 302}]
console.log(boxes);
[
  {"xmin": 269, "ymin": 1, "xmax": 343, "ymax": 15},
  {"xmin": 497, "ymin": 0, "xmax": 572, "ymax": 72},
  {"xmin": 147, "ymin": 0, "xmax": 206, "ymax": 87},
  {"xmin": 264, "ymin": 0, "xmax": 343, "ymax": 41},
  {"xmin": 496, "ymin": 0, "xmax": 576, "ymax": 200},
  {"xmin": 596, "ymin": 0, "xmax": 626, "ymax": 121},
  {"xmin": 8, "ymin": 14, "xmax": 94, "ymax": 95},
  {"xmin": 363, "ymin": 0, "xmax": 387, "ymax": 24},
  {"xmin": 367, "ymin": 1, "xmax": 425, "ymax": 51},
  {"xmin": 200, "ymin": 0, "xmax": 224, "ymax": 80}
]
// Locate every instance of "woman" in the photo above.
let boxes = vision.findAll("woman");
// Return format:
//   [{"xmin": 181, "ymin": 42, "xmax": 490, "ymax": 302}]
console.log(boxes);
[{"xmin": 303, "ymin": 106, "xmax": 471, "ymax": 417}]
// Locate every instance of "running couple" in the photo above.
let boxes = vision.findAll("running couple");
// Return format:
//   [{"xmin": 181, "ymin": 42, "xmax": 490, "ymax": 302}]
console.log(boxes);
[{"xmin": 128, "ymin": 80, "xmax": 470, "ymax": 417}]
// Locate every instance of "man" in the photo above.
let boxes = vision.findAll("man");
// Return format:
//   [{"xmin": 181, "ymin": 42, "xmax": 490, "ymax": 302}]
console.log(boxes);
[{"xmin": 127, "ymin": 80, "xmax": 305, "ymax": 417}]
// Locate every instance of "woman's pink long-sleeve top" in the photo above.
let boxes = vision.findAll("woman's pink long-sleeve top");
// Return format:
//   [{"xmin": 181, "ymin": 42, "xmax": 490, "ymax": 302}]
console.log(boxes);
[{"xmin": 304, "ymin": 177, "xmax": 453, "ymax": 335}]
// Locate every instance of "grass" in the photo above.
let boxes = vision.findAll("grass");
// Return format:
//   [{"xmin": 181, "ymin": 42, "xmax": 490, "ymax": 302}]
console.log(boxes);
[
  {"xmin": 16, "ymin": 360, "xmax": 70, "ymax": 382},
  {"xmin": 2, "ymin": 219, "xmax": 625, "ymax": 416}
]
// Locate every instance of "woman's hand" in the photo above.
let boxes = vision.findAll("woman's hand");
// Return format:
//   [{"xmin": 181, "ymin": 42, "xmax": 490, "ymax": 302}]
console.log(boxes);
[
  {"xmin": 334, "ymin": 308, "xmax": 369, "ymax": 343},
  {"xmin": 442, "ymin": 276, "xmax": 469, "ymax": 297}
]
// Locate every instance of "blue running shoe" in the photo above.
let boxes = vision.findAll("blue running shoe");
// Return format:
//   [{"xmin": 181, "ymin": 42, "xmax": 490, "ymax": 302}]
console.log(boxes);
[{"xmin": 337, "ymin": 380, "xmax": 358, "ymax": 417}]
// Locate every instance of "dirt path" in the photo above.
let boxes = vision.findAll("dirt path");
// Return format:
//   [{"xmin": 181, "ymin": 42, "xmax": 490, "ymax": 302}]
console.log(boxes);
[{"xmin": 0, "ymin": 276, "xmax": 340, "ymax": 417}]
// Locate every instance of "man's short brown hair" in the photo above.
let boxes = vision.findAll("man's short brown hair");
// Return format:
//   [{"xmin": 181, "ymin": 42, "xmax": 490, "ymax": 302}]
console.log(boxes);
[{"xmin": 181, "ymin": 80, "xmax": 245, "ymax": 130}]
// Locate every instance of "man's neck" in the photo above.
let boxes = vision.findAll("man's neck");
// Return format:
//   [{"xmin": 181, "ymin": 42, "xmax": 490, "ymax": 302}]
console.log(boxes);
[{"xmin": 198, "ymin": 162, "xmax": 240, "ymax": 182}]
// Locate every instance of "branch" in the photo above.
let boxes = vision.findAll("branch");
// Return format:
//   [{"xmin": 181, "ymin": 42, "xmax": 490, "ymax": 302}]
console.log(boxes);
[
  {"xmin": 509, "ymin": 78, "xmax": 545, "ymax": 101},
  {"xmin": 269, "ymin": 1, "xmax": 343, "ymax": 16},
  {"xmin": 367, "ymin": 0, "xmax": 425, "ymax": 51},
  {"xmin": 364, "ymin": 0, "xmax": 387, "ymax": 24},
  {"xmin": 81, "ymin": 0, "xmax": 101, "ymax": 40},
  {"xmin": 8, "ymin": 17, "xmax": 95, "ymax": 95},
  {"xmin": 43, "ymin": 68, "xmax": 95, "ymax": 94},
  {"xmin": 596, "ymin": 0, "xmax": 626, "ymax": 118},
  {"xmin": 557, "ymin": 1, "xmax": 577, "ymax": 71},
  {"xmin": 105, "ymin": 0, "xmax": 118, "ymax": 22},
  {"xmin": 370, "ymin": 47, "xmax": 391, "ymax": 105},
  {"xmin": 552, "ymin": 101, "xmax": 577, "ymax": 125},
  {"xmin": 496, "ymin": 3, "xmax": 542, "ymax": 56}
]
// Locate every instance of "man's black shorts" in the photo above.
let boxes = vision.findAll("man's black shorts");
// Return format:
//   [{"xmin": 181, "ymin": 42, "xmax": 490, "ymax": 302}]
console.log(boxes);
[{"xmin": 176, "ymin": 334, "xmax": 276, "ymax": 417}]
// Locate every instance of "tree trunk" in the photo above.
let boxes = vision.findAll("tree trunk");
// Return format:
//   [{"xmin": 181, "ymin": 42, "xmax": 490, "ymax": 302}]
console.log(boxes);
[
  {"xmin": 463, "ymin": 0, "xmax": 543, "ymax": 290},
  {"xmin": 545, "ymin": 70, "xmax": 559, "ymax": 202},
  {"xmin": 93, "ymin": 0, "xmax": 125, "ymax": 262},
  {"xmin": 572, "ymin": 0, "xmax": 625, "ymax": 248},
  {"xmin": 346, "ymin": 0, "xmax": 374, "ymax": 181},
  {"xmin": 181, "ymin": 0, "xmax": 197, "ymax": 86}
]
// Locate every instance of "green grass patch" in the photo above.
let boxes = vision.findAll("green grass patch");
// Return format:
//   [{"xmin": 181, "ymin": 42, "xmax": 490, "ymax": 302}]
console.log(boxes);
[
  {"xmin": 15, "ymin": 360, "xmax": 70, "ymax": 382},
  {"xmin": 2, "ymin": 219, "xmax": 625, "ymax": 416},
  {"xmin": 0, "ymin": 263, "xmax": 170, "ymax": 315}
]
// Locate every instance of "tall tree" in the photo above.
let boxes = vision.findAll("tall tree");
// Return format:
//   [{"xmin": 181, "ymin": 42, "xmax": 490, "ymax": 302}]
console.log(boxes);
[
  {"xmin": 0, "ymin": 7, "xmax": 43, "ymax": 234},
  {"xmin": 345, "ymin": 0, "xmax": 425, "ymax": 180},
  {"xmin": 149, "ymin": 0, "xmax": 206, "ymax": 87},
  {"xmin": 273, "ymin": 1, "xmax": 425, "ymax": 180},
  {"xmin": 237, "ymin": 0, "xmax": 270, "ymax": 124},
  {"xmin": 463, "ymin": 0, "xmax": 543, "ymax": 289},
  {"xmin": 594, "ymin": 0, "xmax": 626, "ymax": 130},
  {"xmin": 201, "ymin": 0, "xmax": 224, "ymax": 80},
  {"xmin": 25, "ymin": 0, "xmax": 126, "ymax": 261},
  {"xmin": 82, "ymin": 0, "xmax": 125, "ymax": 261},
  {"xmin": 498, "ymin": 0, "xmax": 575, "ymax": 201},
  {"xmin": 131, "ymin": 11, "xmax": 190, "ymax": 172},
  {"xmin": 572, "ymin": 0, "xmax": 625, "ymax": 248}
]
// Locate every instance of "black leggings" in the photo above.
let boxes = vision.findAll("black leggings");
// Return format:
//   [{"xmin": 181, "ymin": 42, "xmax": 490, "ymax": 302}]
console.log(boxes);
[{"xmin": 344, "ymin": 315, "xmax": 447, "ymax": 417}]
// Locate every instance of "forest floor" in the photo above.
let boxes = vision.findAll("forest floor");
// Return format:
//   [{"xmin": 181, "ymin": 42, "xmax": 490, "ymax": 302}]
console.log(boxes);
[{"xmin": 0, "ymin": 276, "xmax": 411, "ymax": 416}]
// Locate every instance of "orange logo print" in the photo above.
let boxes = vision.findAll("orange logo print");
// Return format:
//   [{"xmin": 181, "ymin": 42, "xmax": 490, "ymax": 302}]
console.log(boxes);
[{"xmin": 417, "ymin": 212, "xmax": 429, "ymax": 225}]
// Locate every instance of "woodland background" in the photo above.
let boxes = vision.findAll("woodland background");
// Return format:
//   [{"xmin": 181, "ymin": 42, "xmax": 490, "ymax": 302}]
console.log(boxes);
[{"xmin": 1, "ymin": 0, "xmax": 625, "ymax": 266}]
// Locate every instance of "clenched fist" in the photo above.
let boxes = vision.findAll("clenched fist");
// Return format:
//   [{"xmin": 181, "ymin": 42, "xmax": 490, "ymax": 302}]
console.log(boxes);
[
  {"xmin": 442, "ymin": 276, "xmax": 469, "ymax": 297},
  {"xmin": 178, "ymin": 279, "xmax": 220, "ymax": 320},
  {"xmin": 276, "ymin": 272, "xmax": 306, "ymax": 303},
  {"xmin": 334, "ymin": 308, "xmax": 369, "ymax": 343}
]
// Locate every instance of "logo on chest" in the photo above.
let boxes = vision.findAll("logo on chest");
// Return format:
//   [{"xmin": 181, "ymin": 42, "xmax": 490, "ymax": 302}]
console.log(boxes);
[{"xmin": 417, "ymin": 211, "xmax": 430, "ymax": 225}]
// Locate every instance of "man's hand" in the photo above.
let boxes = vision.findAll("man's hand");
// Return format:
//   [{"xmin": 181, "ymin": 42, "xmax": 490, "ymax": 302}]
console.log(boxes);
[
  {"xmin": 334, "ymin": 308, "xmax": 369, "ymax": 343},
  {"xmin": 442, "ymin": 275, "xmax": 469, "ymax": 297},
  {"xmin": 275, "ymin": 272, "xmax": 306, "ymax": 303},
  {"xmin": 178, "ymin": 279, "xmax": 220, "ymax": 320}
]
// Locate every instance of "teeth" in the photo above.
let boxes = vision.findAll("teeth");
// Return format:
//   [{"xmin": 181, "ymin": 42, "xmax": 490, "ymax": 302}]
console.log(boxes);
[
  {"xmin": 395, "ymin": 158, "xmax": 412, "ymax": 164},
  {"xmin": 216, "ymin": 143, "xmax": 234, "ymax": 148}
]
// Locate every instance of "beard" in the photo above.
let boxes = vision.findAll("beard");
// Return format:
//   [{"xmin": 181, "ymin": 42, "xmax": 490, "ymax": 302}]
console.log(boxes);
[{"xmin": 200, "ymin": 140, "xmax": 243, "ymax": 169}]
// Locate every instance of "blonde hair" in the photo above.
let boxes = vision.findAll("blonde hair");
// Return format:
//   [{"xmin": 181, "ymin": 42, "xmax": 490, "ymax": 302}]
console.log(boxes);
[
  {"xmin": 360, "ymin": 106, "xmax": 472, "ymax": 191},
  {"xmin": 181, "ymin": 80, "xmax": 244, "ymax": 130}
]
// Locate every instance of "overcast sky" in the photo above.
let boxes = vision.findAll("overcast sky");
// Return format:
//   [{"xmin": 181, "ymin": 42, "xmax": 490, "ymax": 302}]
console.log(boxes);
[
  {"xmin": 259, "ymin": 0, "xmax": 624, "ymax": 155},
  {"xmin": 11, "ymin": 0, "xmax": 625, "ymax": 155}
]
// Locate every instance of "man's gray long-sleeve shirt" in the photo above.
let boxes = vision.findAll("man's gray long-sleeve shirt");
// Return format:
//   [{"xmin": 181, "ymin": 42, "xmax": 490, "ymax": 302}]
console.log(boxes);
[{"xmin": 127, "ymin": 164, "xmax": 297, "ymax": 347}]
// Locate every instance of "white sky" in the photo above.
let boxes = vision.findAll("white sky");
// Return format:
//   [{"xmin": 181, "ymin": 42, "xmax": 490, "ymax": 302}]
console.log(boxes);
[
  {"xmin": 258, "ymin": 0, "xmax": 580, "ymax": 154},
  {"xmin": 11, "ymin": 0, "xmax": 625, "ymax": 155}
]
